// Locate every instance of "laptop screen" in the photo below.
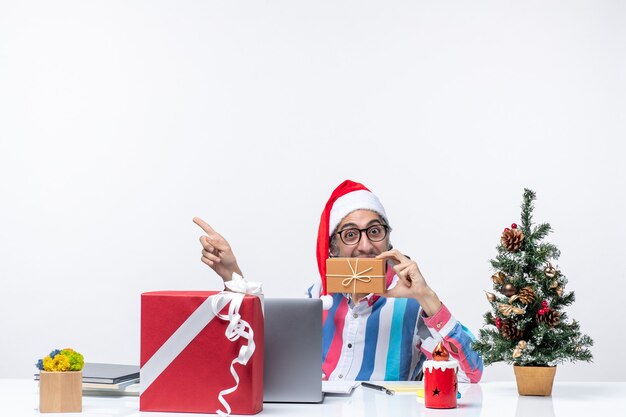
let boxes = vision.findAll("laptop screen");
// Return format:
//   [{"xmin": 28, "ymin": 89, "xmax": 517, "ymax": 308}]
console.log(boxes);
[{"xmin": 263, "ymin": 298, "xmax": 323, "ymax": 403}]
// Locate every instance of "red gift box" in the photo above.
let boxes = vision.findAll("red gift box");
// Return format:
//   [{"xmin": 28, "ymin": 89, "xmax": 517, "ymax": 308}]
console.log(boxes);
[{"xmin": 140, "ymin": 291, "xmax": 264, "ymax": 415}]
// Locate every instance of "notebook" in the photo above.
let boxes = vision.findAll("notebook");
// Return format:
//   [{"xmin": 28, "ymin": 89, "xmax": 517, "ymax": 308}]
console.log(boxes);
[
  {"xmin": 80, "ymin": 363, "xmax": 139, "ymax": 383},
  {"xmin": 263, "ymin": 298, "xmax": 324, "ymax": 403}
]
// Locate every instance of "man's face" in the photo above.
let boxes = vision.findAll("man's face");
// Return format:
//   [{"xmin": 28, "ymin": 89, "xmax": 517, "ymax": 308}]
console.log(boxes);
[{"xmin": 333, "ymin": 209, "xmax": 390, "ymax": 258}]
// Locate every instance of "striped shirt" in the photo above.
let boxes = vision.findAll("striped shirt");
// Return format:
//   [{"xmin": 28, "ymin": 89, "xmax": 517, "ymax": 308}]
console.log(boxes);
[{"xmin": 307, "ymin": 273, "xmax": 483, "ymax": 382}]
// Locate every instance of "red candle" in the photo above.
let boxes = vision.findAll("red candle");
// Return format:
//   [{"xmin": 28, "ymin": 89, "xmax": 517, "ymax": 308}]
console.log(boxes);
[{"xmin": 423, "ymin": 341, "xmax": 458, "ymax": 409}]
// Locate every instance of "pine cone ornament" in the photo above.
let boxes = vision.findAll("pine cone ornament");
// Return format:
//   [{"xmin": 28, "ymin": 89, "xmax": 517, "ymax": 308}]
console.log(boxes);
[
  {"xmin": 501, "ymin": 228, "xmax": 524, "ymax": 252},
  {"xmin": 518, "ymin": 286, "xmax": 536, "ymax": 305},
  {"xmin": 537, "ymin": 309, "xmax": 561, "ymax": 327},
  {"xmin": 500, "ymin": 319, "xmax": 524, "ymax": 340}
]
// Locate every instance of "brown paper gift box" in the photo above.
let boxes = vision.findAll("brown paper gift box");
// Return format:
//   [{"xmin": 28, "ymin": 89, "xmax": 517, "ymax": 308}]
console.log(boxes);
[{"xmin": 326, "ymin": 258, "xmax": 386, "ymax": 294}]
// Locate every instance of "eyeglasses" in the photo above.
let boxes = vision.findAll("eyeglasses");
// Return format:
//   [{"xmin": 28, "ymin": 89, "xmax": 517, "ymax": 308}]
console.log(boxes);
[{"xmin": 336, "ymin": 224, "xmax": 389, "ymax": 246}]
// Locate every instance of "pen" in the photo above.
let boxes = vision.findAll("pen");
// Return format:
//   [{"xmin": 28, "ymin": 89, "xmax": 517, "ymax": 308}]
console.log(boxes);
[{"xmin": 361, "ymin": 382, "xmax": 395, "ymax": 396}]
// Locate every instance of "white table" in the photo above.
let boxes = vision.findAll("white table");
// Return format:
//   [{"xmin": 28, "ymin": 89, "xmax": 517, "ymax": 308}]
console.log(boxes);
[{"xmin": 2, "ymin": 379, "xmax": 625, "ymax": 417}]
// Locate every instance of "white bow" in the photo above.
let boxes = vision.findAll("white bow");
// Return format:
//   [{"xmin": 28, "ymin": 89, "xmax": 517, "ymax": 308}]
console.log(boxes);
[
  {"xmin": 212, "ymin": 273, "xmax": 264, "ymax": 416},
  {"xmin": 224, "ymin": 273, "xmax": 263, "ymax": 295}
]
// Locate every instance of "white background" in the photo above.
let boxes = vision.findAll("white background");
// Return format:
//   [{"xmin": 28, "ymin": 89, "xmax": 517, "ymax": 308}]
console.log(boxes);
[{"xmin": 1, "ymin": 1, "xmax": 624, "ymax": 382}]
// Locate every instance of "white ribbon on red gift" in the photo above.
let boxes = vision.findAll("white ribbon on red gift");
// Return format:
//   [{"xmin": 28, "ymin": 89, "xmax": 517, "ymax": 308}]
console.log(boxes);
[
  {"xmin": 141, "ymin": 273, "xmax": 263, "ymax": 416},
  {"xmin": 213, "ymin": 274, "xmax": 263, "ymax": 416}
]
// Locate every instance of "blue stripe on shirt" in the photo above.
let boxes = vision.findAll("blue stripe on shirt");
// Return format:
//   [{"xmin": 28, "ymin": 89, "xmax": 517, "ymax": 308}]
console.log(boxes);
[
  {"xmin": 355, "ymin": 297, "xmax": 387, "ymax": 381},
  {"xmin": 399, "ymin": 298, "xmax": 420, "ymax": 380},
  {"xmin": 384, "ymin": 298, "xmax": 407, "ymax": 380}
]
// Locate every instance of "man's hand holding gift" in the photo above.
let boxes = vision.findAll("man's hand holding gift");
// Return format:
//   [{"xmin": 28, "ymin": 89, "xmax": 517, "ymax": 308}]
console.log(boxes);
[{"xmin": 377, "ymin": 249, "xmax": 442, "ymax": 317}]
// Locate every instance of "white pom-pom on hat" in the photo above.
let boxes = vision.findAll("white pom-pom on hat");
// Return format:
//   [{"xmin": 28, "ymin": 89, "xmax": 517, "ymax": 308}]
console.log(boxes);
[{"xmin": 321, "ymin": 294, "xmax": 334, "ymax": 310}]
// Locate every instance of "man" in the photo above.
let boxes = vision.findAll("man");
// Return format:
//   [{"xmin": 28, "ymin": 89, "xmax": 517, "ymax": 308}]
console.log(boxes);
[{"xmin": 194, "ymin": 180, "xmax": 483, "ymax": 383}]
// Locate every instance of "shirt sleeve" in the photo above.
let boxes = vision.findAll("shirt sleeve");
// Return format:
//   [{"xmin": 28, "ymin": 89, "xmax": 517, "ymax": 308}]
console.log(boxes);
[{"xmin": 421, "ymin": 303, "xmax": 484, "ymax": 383}]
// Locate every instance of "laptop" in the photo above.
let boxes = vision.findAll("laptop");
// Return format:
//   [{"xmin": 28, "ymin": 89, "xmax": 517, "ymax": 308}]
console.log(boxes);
[{"xmin": 263, "ymin": 298, "xmax": 324, "ymax": 403}]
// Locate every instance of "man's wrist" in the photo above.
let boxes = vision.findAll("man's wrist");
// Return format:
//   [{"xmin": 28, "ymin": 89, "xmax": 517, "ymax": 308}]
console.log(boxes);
[
  {"xmin": 414, "ymin": 286, "xmax": 441, "ymax": 317},
  {"xmin": 221, "ymin": 265, "xmax": 243, "ymax": 283},
  {"xmin": 413, "ymin": 284, "xmax": 434, "ymax": 299}
]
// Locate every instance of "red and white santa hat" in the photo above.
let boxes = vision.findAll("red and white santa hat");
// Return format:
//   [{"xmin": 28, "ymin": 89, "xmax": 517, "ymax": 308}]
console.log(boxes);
[{"xmin": 316, "ymin": 180, "xmax": 388, "ymax": 309}]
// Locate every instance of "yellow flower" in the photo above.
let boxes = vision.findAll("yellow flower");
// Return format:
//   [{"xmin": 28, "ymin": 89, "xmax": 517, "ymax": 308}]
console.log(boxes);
[
  {"xmin": 42, "ymin": 356, "xmax": 53, "ymax": 371},
  {"xmin": 50, "ymin": 354, "xmax": 70, "ymax": 371}
]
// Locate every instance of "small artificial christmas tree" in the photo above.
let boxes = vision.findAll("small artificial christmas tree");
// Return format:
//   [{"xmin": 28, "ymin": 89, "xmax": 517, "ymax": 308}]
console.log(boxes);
[{"xmin": 472, "ymin": 189, "xmax": 593, "ymax": 369}]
